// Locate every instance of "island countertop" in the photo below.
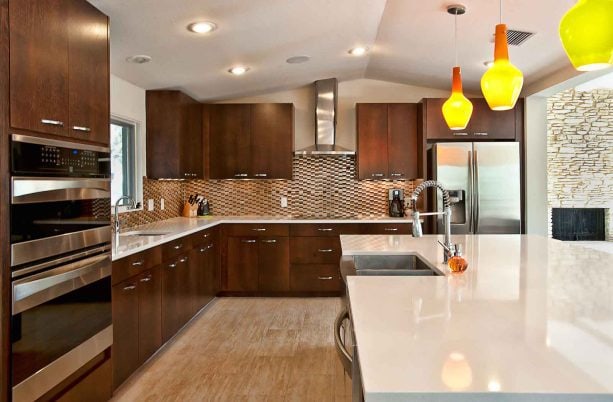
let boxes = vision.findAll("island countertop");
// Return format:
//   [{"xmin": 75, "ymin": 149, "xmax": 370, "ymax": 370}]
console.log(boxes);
[{"xmin": 340, "ymin": 234, "xmax": 613, "ymax": 401}]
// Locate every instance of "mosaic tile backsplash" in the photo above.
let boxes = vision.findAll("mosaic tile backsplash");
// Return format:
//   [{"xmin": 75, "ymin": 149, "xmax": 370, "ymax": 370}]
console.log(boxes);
[{"xmin": 119, "ymin": 156, "xmax": 421, "ymax": 229}]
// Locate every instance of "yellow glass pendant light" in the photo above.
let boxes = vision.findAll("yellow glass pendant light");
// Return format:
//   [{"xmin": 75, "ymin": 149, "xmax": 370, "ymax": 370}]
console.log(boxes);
[
  {"xmin": 559, "ymin": 0, "xmax": 613, "ymax": 71},
  {"xmin": 480, "ymin": 0, "xmax": 523, "ymax": 111},
  {"xmin": 442, "ymin": 5, "xmax": 473, "ymax": 130}
]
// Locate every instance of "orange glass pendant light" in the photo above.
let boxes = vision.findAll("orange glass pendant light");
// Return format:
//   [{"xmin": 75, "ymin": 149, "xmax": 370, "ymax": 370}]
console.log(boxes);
[
  {"xmin": 442, "ymin": 5, "xmax": 473, "ymax": 130},
  {"xmin": 559, "ymin": 0, "xmax": 613, "ymax": 71},
  {"xmin": 481, "ymin": 0, "xmax": 523, "ymax": 111}
]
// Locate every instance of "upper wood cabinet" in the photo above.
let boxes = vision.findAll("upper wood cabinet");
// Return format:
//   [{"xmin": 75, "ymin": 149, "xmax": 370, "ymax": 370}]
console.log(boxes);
[
  {"xmin": 207, "ymin": 103, "xmax": 294, "ymax": 179},
  {"xmin": 146, "ymin": 90, "xmax": 203, "ymax": 179},
  {"xmin": 9, "ymin": 0, "xmax": 109, "ymax": 144},
  {"xmin": 422, "ymin": 98, "xmax": 520, "ymax": 141},
  {"xmin": 356, "ymin": 103, "xmax": 419, "ymax": 180}
]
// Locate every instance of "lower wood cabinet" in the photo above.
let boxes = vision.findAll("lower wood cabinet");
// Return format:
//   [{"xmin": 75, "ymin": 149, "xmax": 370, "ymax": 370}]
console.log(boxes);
[
  {"xmin": 290, "ymin": 264, "xmax": 343, "ymax": 292},
  {"xmin": 161, "ymin": 253, "xmax": 190, "ymax": 343},
  {"xmin": 258, "ymin": 237, "xmax": 290, "ymax": 292},
  {"xmin": 113, "ymin": 267, "xmax": 162, "ymax": 389}
]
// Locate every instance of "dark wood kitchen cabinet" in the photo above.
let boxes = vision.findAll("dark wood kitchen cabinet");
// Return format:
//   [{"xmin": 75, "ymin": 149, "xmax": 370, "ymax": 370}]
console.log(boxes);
[
  {"xmin": 146, "ymin": 90, "xmax": 203, "ymax": 179},
  {"xmin": 356, "ymin": 103, "xmax": 419, "ymax": 180},
  {"xmin": 207, "ymin": 103, "xmax": 294, "ymax": 179},
  {"xmin": 9, "ymin": 0, "xmax": 109, "ymax": 144},
  {"xmin": 258, "ymin": 237, "xmax": 290, "ymax": 292},
  {"xmin": 161, "ymin": 253, "xmax": 191, "ymax": 342},
  {"xmin": 225, "ymin": 237, "xmax": 259, "ymax": 292},
  {"xmin": 422, "ymin": 98, "xmax": 520, "ymax": 141},
  {"xmin": 112, "ymin": 266, "xmax": 162, "ymax": 390}
]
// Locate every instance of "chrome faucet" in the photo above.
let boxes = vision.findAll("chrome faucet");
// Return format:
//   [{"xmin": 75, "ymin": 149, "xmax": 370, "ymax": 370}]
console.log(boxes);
[
  {"xmin": 114, "ymin": 195, "xmax": 137, "ymax": 242},
  {"xmin": 410, "ymin": 180, "xmax": 454, "ymax": 263}
]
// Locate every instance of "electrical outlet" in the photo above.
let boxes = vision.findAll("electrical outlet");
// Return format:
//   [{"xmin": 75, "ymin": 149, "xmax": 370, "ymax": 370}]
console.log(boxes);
[
  {"xmin": 280, "ymin": 196, "xmax": 288, "ymax": 208},
  {"xmin": 147, "ymin": 199, "xmax": 154, "ymax": 211},
  {"xmin": 160, "ymin": 198, "xmax": 165, "ymax": 210}
]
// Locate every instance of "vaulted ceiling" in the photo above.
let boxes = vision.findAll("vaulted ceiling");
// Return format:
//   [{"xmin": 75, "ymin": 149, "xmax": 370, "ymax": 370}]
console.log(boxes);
[{"xmin": 90, "ymin": 0, "xmax": 575, "ymax": 101}]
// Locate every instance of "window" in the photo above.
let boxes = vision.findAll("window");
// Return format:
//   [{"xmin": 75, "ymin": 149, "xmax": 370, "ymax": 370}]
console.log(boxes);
[{"xmin": 111, "ymin": 117, "xmax": 141, "ymax": 209}]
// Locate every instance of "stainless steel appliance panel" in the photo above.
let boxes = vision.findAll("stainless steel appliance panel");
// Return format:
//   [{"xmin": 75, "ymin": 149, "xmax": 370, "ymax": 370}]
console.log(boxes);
[
  {"xmin": 11, "ymin": 177, "xmax": 110, "ymax": 204},
  {"xmin": 433, "ymin": 143, "xmax": 473, "ymax": 234},
  {"xmin": 473, "ymin": 142, "xmax": 521, "ymax": 234}
]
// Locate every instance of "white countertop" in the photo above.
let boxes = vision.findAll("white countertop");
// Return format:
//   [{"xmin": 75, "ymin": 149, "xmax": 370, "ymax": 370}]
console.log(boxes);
[
  {"xmin": 341, "ymin": 234, "xmax": 613, "ymax": 401},
  {"xmin": 112, "ymin": 215, "xmax": 412, "ymax": 261}
]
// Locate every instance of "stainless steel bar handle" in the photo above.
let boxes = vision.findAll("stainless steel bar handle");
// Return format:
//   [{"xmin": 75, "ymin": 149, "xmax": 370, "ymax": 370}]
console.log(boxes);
[
  {"xmin": 473, "ymin": 149, "xmax": 480, "ymax": 233},
  {"xmin": 11, "ymin": 177, "xmax": 111, "ymax": 204},
  {"xmin": 72, "ymin": 126, "xmax": 91, "ymax": 132},
  {"xmin": 390, "ymin": 173, "xmax": 403, "ymax": 177},
  {"xmin": 203, "ymin": 233, "xmax": 210, "ymax": 238},
  {"xmin": 252, "ymin": 228, "xmax": 267, "ymax": 232},
  {"xmin": 41, "ymin": 119, "xmax": 64, "ymax": 127},
  {"xmin": 241, "ymin": 239, "xmax": 257, "ymax": 243},
  {"xmin": 234, "ymin": 173, "xmax": 248, "ymax": 177},
  {"xmin": 179, "ymin": 257, "xmax": 188, "ymax": 263},
  {"xmin": 317, "ymin": 228, "xmax": 333, "ymax": 232},
  {"xmin": 123, "ymin": 284, "xmax": 137, "ymax": 291},
  {"xmin": 384, "ymin": 228, "xmax": 398, "ymax": 231},
  {"xmin": 132, "ymin": 260, "xmax": 145, "ymax": 267},
  {"xmin": 334, "ymin": 308, "xmax": 353, "ymax": 377},
  {"xmin": 371, "ymin": 173, "xmax": 384, "ymax": 177},
  {"xmin": 261, "ymin": 239, "xmax": 277, "ymax": 243},
  {"xmin": 468, "ymin": 150, "xmax": 474, "ymax": 234},
  {"xmin": 207, "ymin": 244, "xmax": 214, "ymax": 249},
  {"xmin": 139, "ymin": 277, "xmax": 152, "ymax": 283},
  {"xmin": 474, "ymin": 132, "xmax": 488, "ymax": 136},
  {"xmin": 173, "ymin": 244, "xmax": 183, "ymax": 250},
  {"xmin": 318, "ymin": 276, "xmax": 334, "ymax": 280},
  {"xmin": 199, "ymin": 247, "xmax": 207, "ymax": 253},
  {"xmin": 12, "ymin": 254, "xmax": 111, "ymax": 315},
  {"xmin": 168, "ymin": 263, "xmax": 177, "ymax": 269},
  {"xmin": 318, "ymin": 249, "xmax": 334, "ymax": 253},
  {"xmin": 254, "ymin": 173, "xmax": 267, "ymax": 177},
  {"xmin": 453, "ymin": 132, "xmax": 468, "ymax": 136}
]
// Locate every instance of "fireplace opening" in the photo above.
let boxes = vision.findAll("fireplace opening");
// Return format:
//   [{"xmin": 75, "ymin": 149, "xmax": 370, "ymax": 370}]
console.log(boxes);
[{"xmin": 552, "ymin": 208, "xmax": 606, "ymax": 241}]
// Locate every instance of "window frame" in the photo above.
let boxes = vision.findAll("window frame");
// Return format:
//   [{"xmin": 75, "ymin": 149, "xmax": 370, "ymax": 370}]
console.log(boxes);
[{"xmin": 110, "ymin": 115, "xmax": 143, "ymax": 213}]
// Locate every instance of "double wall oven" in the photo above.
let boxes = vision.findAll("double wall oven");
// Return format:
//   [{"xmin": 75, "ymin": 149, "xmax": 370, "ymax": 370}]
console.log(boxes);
[{"xmin": 9, "ymin": 134, "xmax": 112, "ymax": 402}]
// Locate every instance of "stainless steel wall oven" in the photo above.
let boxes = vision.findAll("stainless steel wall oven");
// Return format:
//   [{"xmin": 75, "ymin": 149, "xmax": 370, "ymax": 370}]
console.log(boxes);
[{"xmin": 9, "ymin": 134, "xmax": 112, "ymax": 402}]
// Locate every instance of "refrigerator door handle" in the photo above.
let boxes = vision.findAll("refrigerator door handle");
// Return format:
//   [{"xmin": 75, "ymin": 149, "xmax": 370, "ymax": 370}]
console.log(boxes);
[
  {"xmin": 473, "ymin": 149, "xmax": 480, "ymax": 234},
  {"xmin": 468, "ymin": 150, "xmax": 474, "ymax": 234}
]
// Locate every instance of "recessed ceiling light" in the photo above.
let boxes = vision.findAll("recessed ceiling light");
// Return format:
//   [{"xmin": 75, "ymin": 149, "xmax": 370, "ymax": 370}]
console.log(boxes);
[
  {"xmin": 228, "ymin": 66, "xmax": 250, "ymax": 75},
  {"xmin": 286, "ymin": 55, "xmax": 310, "ymax": 64},
  {"xmin": 348, "ymin": 46, "xmax": 369, "ymax": 56},
  {"xmin": 483, "ymin": 60, "xmax": 494, "ymax": 68},
  {"xmin": 187, "ymin": 21, "xmax": 217, "ymax": 34},
  {"xmin": 126, "ymin": 55, "xmax": 152, "ymax": 64}
]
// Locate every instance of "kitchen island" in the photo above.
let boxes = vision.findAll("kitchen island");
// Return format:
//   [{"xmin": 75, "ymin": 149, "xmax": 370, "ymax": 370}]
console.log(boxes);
[{"xmin": 341, "ymin": 234, "xmax": 613, "ymax": 401}]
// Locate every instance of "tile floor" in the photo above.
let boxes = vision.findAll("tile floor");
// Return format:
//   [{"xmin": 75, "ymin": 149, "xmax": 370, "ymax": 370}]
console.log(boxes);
[{"xmin": 111, "ymin": 297, "xmax": 352, "ymax": 402}]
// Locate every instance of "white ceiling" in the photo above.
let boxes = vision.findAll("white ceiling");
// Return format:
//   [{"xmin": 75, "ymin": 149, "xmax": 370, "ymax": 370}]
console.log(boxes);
[{"xmin": 90, "ymin": 0, "xmax": 577, "ymax": 101}]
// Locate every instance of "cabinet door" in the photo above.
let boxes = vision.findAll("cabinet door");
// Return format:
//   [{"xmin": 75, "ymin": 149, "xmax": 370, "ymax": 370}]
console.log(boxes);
[
  {"xmin": 137, "ymin": 268, "xmax": 162, "ymax": 365},
  {"xmin": 189, "ymin": 247, "xmax": 207, "ymax": 314},
  {"xmin": 112, "ymin": 279, "xmax": 139, "ymax": 389},
  {"xmin": 250, "ymin": 104, "xmax": 294, "ymax": 179},
  {"xmin": 9, "ymin": 0, "xmax": 69, "ymax": 136},
  {"xmin": 225, "ymin": 237, "xmax": 259, "ymax": 291},
  {"xmin": 209, "ymin": 104, "xmax": 251, "ymax": 179},
  {"xmin": 180, "ymin": 96, "xmax": 203, "ymax": 178},
  {"xmin": 258, "ymin": 237, "xmax": 290, "ymax": 292},
  {"xmin": 161, "ymin": 256, "xmax": 184, "ymax": 342},
  {"xmin": 68, "ymin": 0, "xmax": 109, "ymax": 144},
  {"xmin": 146, "ymin": 91, "xmax": 182, "ymax": 178},
  {"xmin": 424, "ymin": 98, "xmax": 518, "ymax": 141},
  {"xmin": 207, "ymin": 241, "xmax": 220, "ymax": 300},
  {"xmin": 357, "ymin": 104, "xmax": 389, "ymax": 180},
  {"xmin": 388, "ymin": 104, "xmax": 419, "ymax": 179}
]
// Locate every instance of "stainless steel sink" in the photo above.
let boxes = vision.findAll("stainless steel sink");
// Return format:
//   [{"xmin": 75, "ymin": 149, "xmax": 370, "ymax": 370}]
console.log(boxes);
[
  {"xmin": 120, "ymin": 230, "xmax": 171, "ymax": 237},
  {"xmin": 340, "ymin": 254, "xmax": 443, "ymax": 283}
]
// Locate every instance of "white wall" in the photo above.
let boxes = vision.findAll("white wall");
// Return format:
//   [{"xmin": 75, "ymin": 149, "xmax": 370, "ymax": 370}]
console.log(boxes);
[
  {"xmin": 219, "ymin": 78, "xmax": 450, "ymax": 151},
  {"xmin": 110, "ymin": 74, "xmax": 146, "ymax": 206}
]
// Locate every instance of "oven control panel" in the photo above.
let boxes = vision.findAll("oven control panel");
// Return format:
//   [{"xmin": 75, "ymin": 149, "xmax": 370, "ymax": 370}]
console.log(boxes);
[{"xmin": 11, "ymin": 135, "xmax": 110, "ymax": 177}]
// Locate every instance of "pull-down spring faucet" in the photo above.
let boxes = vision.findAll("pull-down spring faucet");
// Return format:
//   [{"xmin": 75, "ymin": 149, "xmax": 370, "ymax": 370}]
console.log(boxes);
[{"xmin": 410, "ymin": 180, "xmax": 454, "ymax": 263}]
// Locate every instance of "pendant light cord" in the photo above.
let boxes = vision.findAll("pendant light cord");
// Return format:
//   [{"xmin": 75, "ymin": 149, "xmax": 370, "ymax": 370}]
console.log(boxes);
[
  {"xmin": 499, "ymin": 0, "xmax": 503, "ymax": 24},
  {"xmin": 454, "ymin": 10, "xmax": 458, "ymax": 66}
]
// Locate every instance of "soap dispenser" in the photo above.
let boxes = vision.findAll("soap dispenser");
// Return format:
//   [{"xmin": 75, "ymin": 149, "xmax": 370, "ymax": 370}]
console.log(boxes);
[{"xmin": 448, "ymin": 244, "xmax": 468, "ymax": 273}]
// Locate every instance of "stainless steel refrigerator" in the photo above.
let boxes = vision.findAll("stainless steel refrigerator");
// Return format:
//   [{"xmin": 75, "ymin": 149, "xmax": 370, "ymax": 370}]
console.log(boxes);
[{"xmin": 430, "ymin": 142, "xmax": 521, "ymax": 234}]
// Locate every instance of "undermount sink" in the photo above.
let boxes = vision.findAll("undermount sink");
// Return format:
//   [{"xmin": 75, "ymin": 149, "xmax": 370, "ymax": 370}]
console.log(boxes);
[
  {"xmin": 340, "ymin": 254, "xmax": 443, "ymax": 283},
  {"xmin": 120, "ymin": 230, "xmax": 171, "ymax": 237}
]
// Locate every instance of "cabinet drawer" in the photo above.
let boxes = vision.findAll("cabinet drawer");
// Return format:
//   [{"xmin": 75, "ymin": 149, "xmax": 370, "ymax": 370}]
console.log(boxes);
[
  {"xmin": 223, "ymin": 223, "xmax": 289, "ymax": 237},
  {"xmin": 189, "ymin": 228, "xmax": 216, "ymax": 247},
  {"xmin": 290, "ymin": 264, "xmax": 343, "ymax": 292},
  {"xmin": 359, "ymin": 223, "xmax": 412, "ymax": 234},
  {"xmin": 289, "ymin": 223, "xmax": 360, "ymax": 237},
  {"xmin": 162, "ymin": 237, "xmax": 191, "ymax": 260},
  {"xmin": 112, "ymin": 247, "xmax": 162, "ymax": 285},
  {"xmin": 290, "ymin": 237, "xmax": 341, "ymax": 264}
]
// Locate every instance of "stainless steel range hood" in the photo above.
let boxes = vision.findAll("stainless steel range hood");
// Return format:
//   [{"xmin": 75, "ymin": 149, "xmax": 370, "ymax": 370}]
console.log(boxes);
[{"xmin": 294, "ymin": 78, "xmax": 355, "ymax": 156}]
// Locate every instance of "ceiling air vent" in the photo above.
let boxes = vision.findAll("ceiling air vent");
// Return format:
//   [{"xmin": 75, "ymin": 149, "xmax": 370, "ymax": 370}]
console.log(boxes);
[{"xmin": 507, "ymin": 29, "xmax": 534, "ymax": 46}]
